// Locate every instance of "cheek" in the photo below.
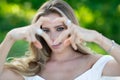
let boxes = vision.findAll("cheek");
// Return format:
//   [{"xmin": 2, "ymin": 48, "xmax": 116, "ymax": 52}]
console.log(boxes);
[
  {"xmin": 56, "ymin": 31, "xmax": 65, "ymax": 39},
  {"xmin": 56, "ymin": 31, "xmax": 62, "ymax": 35},
  {"xmin": 49, "ymin": 32, "xmax": 62, "ymax": 41},
  {"xmin": 46, "ymin": 32, "xmax": 61, "ymax": 38}
]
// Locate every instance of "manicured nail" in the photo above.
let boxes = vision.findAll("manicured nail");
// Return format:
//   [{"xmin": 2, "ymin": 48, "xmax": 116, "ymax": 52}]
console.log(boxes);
[
  {"xmin": 65, "ymin": 19, "xmax": 71, "ymax": 26},
  {"xmin": 37, "ymin": 29, "xmax": 43, "ymax": 35}
]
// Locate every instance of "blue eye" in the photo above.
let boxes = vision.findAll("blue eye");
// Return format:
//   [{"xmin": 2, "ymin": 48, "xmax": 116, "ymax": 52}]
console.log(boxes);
[
  {"xmin": 42, "ymin": 29, "xmax": 49, "ymax": 33},
  {"xmin": 57, "ymin": 27, "xmax": 65, "ymax": 31}
]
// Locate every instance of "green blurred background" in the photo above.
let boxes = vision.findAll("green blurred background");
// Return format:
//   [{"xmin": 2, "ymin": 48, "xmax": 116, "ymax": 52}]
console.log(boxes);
[{"xmin": 0, "ymin": 0, "xmax": 120, "ymax": 59}]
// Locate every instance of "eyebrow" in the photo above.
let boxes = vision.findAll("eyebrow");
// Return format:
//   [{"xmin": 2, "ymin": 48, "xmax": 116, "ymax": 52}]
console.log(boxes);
[
  {"xmin": 42, "ymin": 24, "xmax": 65, "ymax": 29},
  {"xmin": 54, "ymin": 25, "xmax": 64, "ymax": 28}
]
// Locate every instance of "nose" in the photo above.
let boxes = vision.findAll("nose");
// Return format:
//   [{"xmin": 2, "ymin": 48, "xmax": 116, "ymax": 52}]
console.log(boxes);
[{"xmin": 50, "ymin": 32, "xmax": 59, "ymax": 42}]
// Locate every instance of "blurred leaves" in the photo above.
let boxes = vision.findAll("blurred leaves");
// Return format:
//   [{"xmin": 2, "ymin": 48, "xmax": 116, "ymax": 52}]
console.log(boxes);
[
  {"xmin": 0, "ymin": 0, "xmax": 36, "ymax": 31},
  {"xmin": 0, "ymin": 0, "xmax": 120, "ymax": 57},
  {"xmin": 71, "ymin": 0, "xmax": 120, "ymax": 43}
]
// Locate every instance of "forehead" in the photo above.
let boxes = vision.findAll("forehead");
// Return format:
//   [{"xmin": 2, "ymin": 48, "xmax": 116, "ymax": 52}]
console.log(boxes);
[
  {"xmin": 41, "ymin": 13, "xmax": 63, "ymax": 27},
  {"xmin": 44, "ymin": 13, "xmax": 61, "ymax": 20}
]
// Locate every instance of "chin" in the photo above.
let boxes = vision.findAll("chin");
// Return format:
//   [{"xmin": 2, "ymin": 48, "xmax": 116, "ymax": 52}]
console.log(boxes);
[{"xmin": 52, "ymin": 48, "xmax": 63, "ymax": 53}]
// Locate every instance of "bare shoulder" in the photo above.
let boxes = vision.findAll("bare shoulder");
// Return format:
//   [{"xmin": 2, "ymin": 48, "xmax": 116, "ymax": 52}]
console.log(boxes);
[
  {"xmin": 0, "ymin": 68, "xmax": 24, "ymax": 80},
  {"xmin": 76, "ymin": 53, "xmax": 103, "ymax": 70},
  {"xmin": 103, "ymin": 57, "xmax": 120, "ymax": 76},
  {"xmin": 86, "ymin": 54, "xmax": 120, "ymax": 76},
  {"xmin": 83, "ymin": 53, "xmax": 102, "ymax": 65},
  {"xmin": 89, "ymin": 54, "xmax": 120, "ymax": 76}
]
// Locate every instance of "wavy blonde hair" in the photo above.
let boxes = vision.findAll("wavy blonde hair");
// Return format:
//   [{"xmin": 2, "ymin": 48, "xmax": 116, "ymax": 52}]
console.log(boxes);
[{"xmin": 5, "ymin": 0, "xmax": 92, "ymax": 76}]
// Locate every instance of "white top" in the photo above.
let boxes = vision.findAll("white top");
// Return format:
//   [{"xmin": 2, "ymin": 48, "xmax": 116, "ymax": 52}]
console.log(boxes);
[{"xmin": 23, "ymin": 55, "xmax": 113, "ymax": 80}]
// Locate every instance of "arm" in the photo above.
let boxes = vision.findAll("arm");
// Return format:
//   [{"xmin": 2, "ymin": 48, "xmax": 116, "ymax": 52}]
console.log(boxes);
[
  {"xmin": 53, "ymin": 18, "xmax": 120, "ymax": 76},
  {"xmin": 72, "ymin": 28, "xmax": 120, "ymax": 76},
  {"xmin": 0, "ymin": 17, "xmax": 52, "ymax": 79},
  {"xmin": 0, "ymin": 68, "xmax": 24, "ymax": 80},
  {"xmin": 0, "ymin": 33, "xmax": 15, "ymax": 74},
  {"xmin": 95, "ymin": 32, "xmax": 120, "ymax": 76},
  {"xmin": 73, "ymin": 28, "xmax": 120, "ymax": 76},
  {"xmin": 0, "ymin": 32, "xmax": 24, "ymax": 79},
  {"xmin": 95, "ymin": 33, "xmax": 120, "ymax": 63}
]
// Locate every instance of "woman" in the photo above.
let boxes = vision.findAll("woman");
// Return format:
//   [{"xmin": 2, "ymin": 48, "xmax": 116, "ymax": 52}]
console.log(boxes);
[{"xmin": 0, "ymin": 0, "xmax": 120, "ymax": 80}]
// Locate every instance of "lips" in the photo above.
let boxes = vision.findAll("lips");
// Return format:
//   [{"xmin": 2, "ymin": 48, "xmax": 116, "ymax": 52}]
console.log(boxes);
[{"xmin": 51, "ymin": 42, "xmax": 62, "ymax": 49}]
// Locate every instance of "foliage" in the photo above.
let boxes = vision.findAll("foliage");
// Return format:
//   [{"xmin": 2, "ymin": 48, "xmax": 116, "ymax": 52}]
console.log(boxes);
[{"xmin": 0, "ymin": 0, "xmax": 120, "ymax": 57}]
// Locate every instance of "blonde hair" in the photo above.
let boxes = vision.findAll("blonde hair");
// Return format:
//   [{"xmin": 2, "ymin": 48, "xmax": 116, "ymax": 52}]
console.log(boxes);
[{"xmin": 6, "ymin": 0, "xmax": 92, "ymax": 76}]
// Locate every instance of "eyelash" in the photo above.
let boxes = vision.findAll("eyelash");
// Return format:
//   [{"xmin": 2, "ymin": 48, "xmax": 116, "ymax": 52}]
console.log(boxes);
[
  {"xmin": 57, "ymin": 27, "xmax": 65, "ymax": 31},
  {"xmin": 42, "ymin": 27, "xmax": 65, "ymax": 33},
  {"xmin": 42, "ymin": 29, "xmax": 49, "ymax": 33}
]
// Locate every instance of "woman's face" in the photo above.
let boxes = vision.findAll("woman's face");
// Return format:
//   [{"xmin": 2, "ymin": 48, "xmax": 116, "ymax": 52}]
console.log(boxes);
[{"xmin": 41, "ymin": 13, "xmax": 68, "ymax": 53}]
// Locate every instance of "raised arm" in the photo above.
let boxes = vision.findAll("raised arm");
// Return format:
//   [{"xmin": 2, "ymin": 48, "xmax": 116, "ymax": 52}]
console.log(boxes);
[
  {"xmin": 54, "ymin": 18, "xmax": 120, "ymax": 76},
  {"xmin": 0, "ymin": 29, "xmax": 25, "ymax": 80},
  {"xmin": 0, "ymin": 17, "xmax": 52, "ymax": 80},
  {"xmin": 94, "ymin": 32, "xmax": 120, "ymax": 76}
]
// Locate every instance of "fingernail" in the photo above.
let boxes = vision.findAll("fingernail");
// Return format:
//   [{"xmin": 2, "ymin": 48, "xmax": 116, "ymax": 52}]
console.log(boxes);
[
  {"xmin": 74, "ymin": 46, "xmax": 77, "ymax": 50},
  {"xmin": 37, "ymin": 29, "xmax": 43, "ymax": 35},
  {"xmin": 65, "ymin": 19, "xmax": 71, "ymax": 26}
]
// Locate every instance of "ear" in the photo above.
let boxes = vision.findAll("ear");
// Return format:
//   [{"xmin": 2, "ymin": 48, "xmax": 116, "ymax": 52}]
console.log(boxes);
[
  {"xmin": 33, "ymin": 41, "xmax": 43, "ymax": 49},
  {"xmin": 64, "ymin": 38, "xmax": 71, "ymax": 47}
]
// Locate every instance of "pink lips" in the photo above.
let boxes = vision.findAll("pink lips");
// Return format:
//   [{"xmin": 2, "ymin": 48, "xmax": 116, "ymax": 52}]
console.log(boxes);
[{"xmin": 52, "ymin": 42, "xmax": 62, "ymax": 49}]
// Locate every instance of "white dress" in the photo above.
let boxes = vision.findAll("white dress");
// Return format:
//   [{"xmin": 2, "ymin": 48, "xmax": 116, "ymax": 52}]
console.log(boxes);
[{"xmin": 23, "ymin": 55, "xmax": 119, "ymax": 80}]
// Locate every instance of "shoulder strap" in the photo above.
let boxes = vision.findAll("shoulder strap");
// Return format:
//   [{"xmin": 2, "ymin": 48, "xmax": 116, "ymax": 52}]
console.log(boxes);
[
  {"xmin": 23, "ymin": 75, "xmax": 45, "ymax": 80},
  {"xmin": 91, "ymin": 55, "xmax": 113, "ymax": 79}
]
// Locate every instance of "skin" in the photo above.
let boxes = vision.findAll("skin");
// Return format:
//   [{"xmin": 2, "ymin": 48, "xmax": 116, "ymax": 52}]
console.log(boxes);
[{"xmin": 0, "ymin": 13, "xmax": 120, "ymax": 80}]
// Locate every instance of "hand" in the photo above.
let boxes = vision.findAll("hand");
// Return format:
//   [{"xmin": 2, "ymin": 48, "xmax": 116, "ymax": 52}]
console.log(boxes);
[
  {"xmin": 53, "ymin": 17, "xmax": 99, "ymax": 50},
  {"xmin": 7, "ymin": 17, "xmax": 52, "ymax": 49}
]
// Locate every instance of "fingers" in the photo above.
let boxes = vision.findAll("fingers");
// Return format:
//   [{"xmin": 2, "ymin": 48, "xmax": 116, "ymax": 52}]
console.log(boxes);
[
  {"xmin": 31, "ymin": 34, "xmax": 43, "ymax": 49},
  {"xmin": 54, "ymin": 17, "xmax": 72, "ymax": 29},
  {"xmin": 40, "ymin": 31, "xmax": 52, "ymax": 45},
  {"xmin": 36, "ymin": 29, "xmax": 43, "ymax": 35},
  {"xmin": 30, "ymin": 16, "xmax": 52, "ymax": 48},
  {"xmin": 31, "ymin": 16, "xmax": 50, "ymax": 29},
  {"xmin": 65, "ymin": 19, "xmax": 72, "ymax": 27},
  {"xmin": 64, "ymin": 34, "xmax": 85, "ymax": 50},
  {"xmin": 28, "ymin": 28, "xmax": 43, "ymax": 49},
  {"xmin": 53, "ymin": 29, "xmax": 70, "ymax": 45},
  {"xmin": 63, "ymin": 28, "xmax": 85, "ymax": 50},
  {"xmin": 29, "ymin": 28, "xmax": 52, "ymax": 49},
  {"xmin": 69, "ymin": 35, "xmax": 77, "ymax": 50},
  {"xmin": 75, "ymin": 32, "xmax": 83, "ymax": 44},
  {"xmin": 35, "ymin": 28, "xmax": 52, "ymax": 45},
  {"xmin": 26, "ymin": 27, "xmax": 52, "ymax": 49},
  {"xmin": 53, "ymin": 18, "xmax": 73, "ymax": 45},
  {"xmin": 36, "ymin": 17, "xmax": 50, "ymax": 26},
  {"xmin": 63, "ymin": 35, "xmax": 77, "ymax": 50},
  {"xmin": 53, "ymin": 17, "xmax": 78, "ymax": 50}
]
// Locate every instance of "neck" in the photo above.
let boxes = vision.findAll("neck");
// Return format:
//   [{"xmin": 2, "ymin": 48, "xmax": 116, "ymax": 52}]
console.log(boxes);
[{"xmin": 50, "ymin": 47, "xmax": 80, "ymax": 62}]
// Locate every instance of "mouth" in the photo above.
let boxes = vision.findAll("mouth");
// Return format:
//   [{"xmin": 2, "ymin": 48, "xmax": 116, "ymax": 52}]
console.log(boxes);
[{"xmin": 51, "ymin": 42, "xmax": 62, "ymax": 49}]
